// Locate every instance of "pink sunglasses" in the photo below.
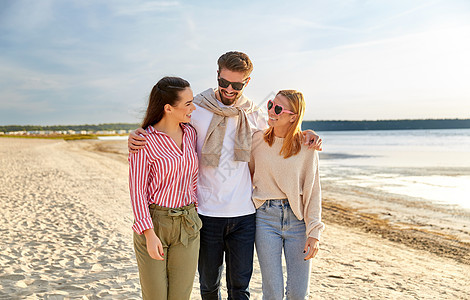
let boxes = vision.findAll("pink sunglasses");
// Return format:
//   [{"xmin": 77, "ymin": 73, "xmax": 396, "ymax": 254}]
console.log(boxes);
[{"xmin": 267, "ymin": 100, "xmax": 295, "ymax": 115}]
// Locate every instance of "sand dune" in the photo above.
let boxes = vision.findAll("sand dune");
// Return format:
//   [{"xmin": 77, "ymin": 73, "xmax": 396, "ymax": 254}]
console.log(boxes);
[{"xmin": 0, "ymin": 137, "xmax": 469, "ymax": 299}]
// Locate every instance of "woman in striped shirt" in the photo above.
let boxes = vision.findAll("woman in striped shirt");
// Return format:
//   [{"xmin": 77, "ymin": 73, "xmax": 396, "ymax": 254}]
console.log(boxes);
[{"xmin": 129, "ymin": 76, "xmax": 202, "ymax": 300}]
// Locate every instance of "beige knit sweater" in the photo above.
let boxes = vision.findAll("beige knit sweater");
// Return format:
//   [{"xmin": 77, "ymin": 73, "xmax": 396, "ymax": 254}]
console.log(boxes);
[{"xmin": 249, "ymin": 130, "xmax": 325, "ymax": 240}]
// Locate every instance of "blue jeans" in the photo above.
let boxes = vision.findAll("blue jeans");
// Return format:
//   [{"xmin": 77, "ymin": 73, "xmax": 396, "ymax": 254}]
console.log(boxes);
[
  {"xmin": 198, "ymin": 213, "xmax": 256, "ymax": 300},
  {"xmin": 255, "ymin": 200, "xmax": 311, "ymax": 300}
]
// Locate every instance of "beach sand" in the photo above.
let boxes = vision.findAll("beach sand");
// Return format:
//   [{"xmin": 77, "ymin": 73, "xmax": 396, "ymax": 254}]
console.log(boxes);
[{"xmin": 0, "ymin": 137, "xmax": 469, "ymax": 299}]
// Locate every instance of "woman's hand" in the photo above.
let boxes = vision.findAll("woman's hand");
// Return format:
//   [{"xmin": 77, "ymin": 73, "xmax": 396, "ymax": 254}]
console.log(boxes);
[
  {"xmin": 304, "ymin": 237, "xmax": 320, "ymax": 260},
  {"xmin": 128, "ymin": 128, "xmax": 148, "ymax": 153},
  {"xmin": 143, "ymin": 229, "xmax": 164, "ymax": 260},
  {"xmin": 302, "ymin": 130, "xmax": 323, "ymax": 151}
]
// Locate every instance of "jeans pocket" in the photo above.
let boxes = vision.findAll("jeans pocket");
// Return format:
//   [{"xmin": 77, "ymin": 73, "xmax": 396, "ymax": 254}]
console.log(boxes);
[{"xmin": 257, "ymin": 201, "xmax": 268, "ymax": 212}]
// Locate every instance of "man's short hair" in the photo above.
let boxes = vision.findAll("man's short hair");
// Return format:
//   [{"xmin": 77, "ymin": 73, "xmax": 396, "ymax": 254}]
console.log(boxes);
[{"xmin": 217, "ymin": 51, "xmax": 253, "ymax": 78}]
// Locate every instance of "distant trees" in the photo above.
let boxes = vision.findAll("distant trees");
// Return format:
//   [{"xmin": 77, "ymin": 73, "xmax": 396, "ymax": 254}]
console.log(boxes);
[{"xmin": 1, "ymin": 119, "xmax": 470, "ymax": 133}]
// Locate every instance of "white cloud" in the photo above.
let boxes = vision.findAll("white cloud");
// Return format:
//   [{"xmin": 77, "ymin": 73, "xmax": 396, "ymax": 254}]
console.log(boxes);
[
  {"xmin": 279, "ymin": 17, "xmax": 357, "ymax": 32},
  {"xmin": 0, "ymin": 0, "xmax": 55, "ymax": 32},
  {"xmin": 1, "ymin": 0, "xmax": 470, "ymax": 124},
  {"xmin": 249, "ymin": 23, "xmax": 470, "ymax": 120},
  {"xmin": 113, "ymin": 1, "xmax": 180, "ymax": 16}
]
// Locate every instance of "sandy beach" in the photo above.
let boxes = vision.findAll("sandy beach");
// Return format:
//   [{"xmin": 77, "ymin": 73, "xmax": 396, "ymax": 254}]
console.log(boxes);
[{"xmin": 0, "ymin": 137, "xmax": 469, "ymax": 299}]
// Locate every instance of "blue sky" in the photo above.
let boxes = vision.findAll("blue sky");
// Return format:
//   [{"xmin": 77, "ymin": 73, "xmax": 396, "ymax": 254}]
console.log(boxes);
[{"xmin": 1, "ymin": 0, "xmax": 469, "ymax": 125}]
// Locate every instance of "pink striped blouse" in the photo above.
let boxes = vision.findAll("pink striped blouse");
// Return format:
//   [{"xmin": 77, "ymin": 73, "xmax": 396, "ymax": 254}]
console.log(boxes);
[{"xmin": 128, "ymin": 123, "xmax": 199, "ymax": 235}]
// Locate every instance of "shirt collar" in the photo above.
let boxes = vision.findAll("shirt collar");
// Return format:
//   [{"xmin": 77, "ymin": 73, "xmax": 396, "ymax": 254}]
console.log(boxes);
[{"xmin": 145, "ymin": 123, "xmax": 188, "ymax": 135}]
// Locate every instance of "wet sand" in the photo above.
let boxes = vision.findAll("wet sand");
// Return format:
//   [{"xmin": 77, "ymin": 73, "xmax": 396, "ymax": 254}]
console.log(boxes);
[{"xmin": 0, "ymin": 137, "xmax": 469, "ymax": 299}]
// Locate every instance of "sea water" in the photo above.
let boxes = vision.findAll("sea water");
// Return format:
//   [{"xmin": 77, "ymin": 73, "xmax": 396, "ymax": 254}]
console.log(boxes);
[{"xmin": 318, "ymin": 128, "xmax": 470, "ymax": 209}]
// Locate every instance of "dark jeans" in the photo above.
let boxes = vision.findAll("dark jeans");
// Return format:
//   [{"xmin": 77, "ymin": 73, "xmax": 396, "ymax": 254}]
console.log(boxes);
[{"xmin": 198, "ymin": 213, "xmax": 256, "ymax": 300}]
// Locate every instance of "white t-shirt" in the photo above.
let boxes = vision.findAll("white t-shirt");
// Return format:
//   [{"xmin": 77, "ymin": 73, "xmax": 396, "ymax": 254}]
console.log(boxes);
[{"xmin": 190, "ymin": 93, "xmax": 268, "ymax": 217}]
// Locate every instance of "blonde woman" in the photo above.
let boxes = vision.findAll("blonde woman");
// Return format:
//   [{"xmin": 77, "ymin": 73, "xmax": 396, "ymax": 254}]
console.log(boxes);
[{"xmin": 249, "ymin": 90, "xmax": 325, "ymax": 300}]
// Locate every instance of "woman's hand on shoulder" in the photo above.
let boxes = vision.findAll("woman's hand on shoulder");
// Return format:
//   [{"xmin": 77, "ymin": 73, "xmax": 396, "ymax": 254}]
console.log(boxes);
[
  {"xmin": 304, "ymin": 237, "xmax": 320, "ymax": 260},
  {"xmin": 128, "ymin": 128, "xmax": 148, "ymax": 153}
]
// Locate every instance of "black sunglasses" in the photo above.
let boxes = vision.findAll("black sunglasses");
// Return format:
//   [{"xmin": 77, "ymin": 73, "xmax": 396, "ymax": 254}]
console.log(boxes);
[{"xmin": 217, "ymin": 77, "xmax": 248, "ymax": 91}]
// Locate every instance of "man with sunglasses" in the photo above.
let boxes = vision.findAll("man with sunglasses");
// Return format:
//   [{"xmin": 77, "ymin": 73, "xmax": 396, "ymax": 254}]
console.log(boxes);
[{"xmin": 128, "ymin": 51, "xmax": 322, "ymax": 299}]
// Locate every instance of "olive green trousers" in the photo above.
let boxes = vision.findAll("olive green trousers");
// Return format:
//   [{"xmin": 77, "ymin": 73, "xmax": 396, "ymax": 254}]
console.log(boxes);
[{"xmin": 133, "ymin": 203, "xmax": 202, "ymax": 300}]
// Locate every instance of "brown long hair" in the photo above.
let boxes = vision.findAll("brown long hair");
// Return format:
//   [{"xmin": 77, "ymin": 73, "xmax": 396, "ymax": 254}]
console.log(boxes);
[
  {"xmin": 264, "ymin": 90, "xmax": 306, "ymax": 158},
  {"xmin": 141, "ymin": 76, "xmax": 190, "ymax": 129}
]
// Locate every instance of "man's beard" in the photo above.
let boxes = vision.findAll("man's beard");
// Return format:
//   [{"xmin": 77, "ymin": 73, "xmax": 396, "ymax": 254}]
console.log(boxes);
[{"xmin": 218, "ymin": 89, "xmax": 241, "ymax": 106}]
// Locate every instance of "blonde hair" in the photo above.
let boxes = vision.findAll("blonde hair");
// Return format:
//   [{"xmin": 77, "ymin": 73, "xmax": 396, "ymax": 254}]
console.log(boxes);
[{"xmin": 264, "ymin": 90, "xmax": 306, "ymax": 158}]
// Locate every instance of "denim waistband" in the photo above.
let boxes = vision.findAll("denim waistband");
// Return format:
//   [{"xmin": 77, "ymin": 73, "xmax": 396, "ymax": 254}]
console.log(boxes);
[{"xmin": 265, "ymin": 199, "xmax": 290, "ymax": 207}]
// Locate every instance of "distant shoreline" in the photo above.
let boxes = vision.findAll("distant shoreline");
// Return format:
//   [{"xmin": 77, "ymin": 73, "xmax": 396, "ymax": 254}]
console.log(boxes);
[{"xmin": 1, "ymin": 119, "xmax": 470, "ymax": 134}]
